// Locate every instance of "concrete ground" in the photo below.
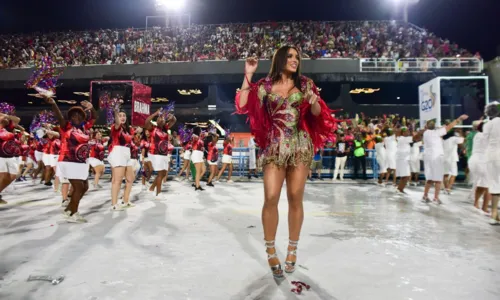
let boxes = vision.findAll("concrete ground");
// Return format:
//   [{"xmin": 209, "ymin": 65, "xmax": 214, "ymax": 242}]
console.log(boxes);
[{"xmin": 0, "ymin": 178, "xmax": 499, "ymax": 300}]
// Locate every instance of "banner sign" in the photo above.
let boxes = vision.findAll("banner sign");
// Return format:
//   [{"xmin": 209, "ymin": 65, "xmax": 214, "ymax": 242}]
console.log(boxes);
[
  {"xmin": 131, "ymin": 82, "xmax": 152, "ymax": 126},
  {"xmin": 419, "ymin": 77, "xmax": 441, "ymax": 129}
]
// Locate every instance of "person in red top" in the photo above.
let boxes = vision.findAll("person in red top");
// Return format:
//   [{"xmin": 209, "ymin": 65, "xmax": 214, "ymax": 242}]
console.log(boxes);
[
  {"xmin": 206, "ymin": 133, "xmax": 219, "ymax": 187},
  {"xmin": 144, "ymin": 109, "xmax": 177, "ymax": 200},
  {"xmin": 130, "ymin": 131, "xmax": 141, "ymax": 175},
  {"xmin": 191, "ymin": 132, "xmax": 207, "ymax": 191},
  {"xmin": 177, "ymin": 139, "xmax": 192, "ymax": 180},
  {"xmin": 88, "ymin": 131, "xmax": 108, "ymax": 189},
  {"xmin": 43, "ymin": 96, "xmax": 96, "ymax": 223},
  {"xmin": 140, "ymin": 130, "xmax": 153, "ymax": 190},
  {"xmin": 0, "ymin": 112, "xmax": 21, "ymax": 205},
  {"xmin": 216, "ymin": 136, "xmax": 234, "ymax": 182},
  {"xmin": 41, "ymin": 127, "xmax": 60, "ymax": 187},
  {"xmin": 162, "ymin": 136, "xmax": 175, "ymax": 185},
  {"xmin": 16, "ymin": 135, "xmax": 30, "ymax": 181},
  {"xmin": 20, "ymin": 136, "xmax": 37, "ymax": 181},
  {"xmin": 32, "ymin": 138, "xmax": 45, "ymax": 182},
  {"xmin": 108, "ymin": 108, "xmax": 139, "ymax": 211}
]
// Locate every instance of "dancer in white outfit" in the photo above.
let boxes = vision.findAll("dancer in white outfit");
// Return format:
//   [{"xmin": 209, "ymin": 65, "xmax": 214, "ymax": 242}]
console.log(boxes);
[
  {"xmin": 410, "ymin": 139, "xmax": 423, "ymax": 186},
  {"xmin": 384, "ymin": 129, "xmax": 397, "ymax": 185},
  {"xmin": 395, "ymin": 127, "xmax": 421, "ymax": 194},
  {"xmin": 248, "ymin": 135, "xmax": 258, "ymax": 179},
  {"xmin": 483, "ymin": 102, "xmax": 500, "ymax": 225},
  {"xmin": 443, "ymin": 131, "xmax": 465, "ymax": 194},
  {"xmin": 374, "ymin": 136, "xmax": 387, "ymax": 185},
  {"xmin": 468, "ymin": 121, "xmax": 490, "ymax": 214},
  {"xmin": 422, "ymin": 115, "xmax": 468, "ymax": 204}
]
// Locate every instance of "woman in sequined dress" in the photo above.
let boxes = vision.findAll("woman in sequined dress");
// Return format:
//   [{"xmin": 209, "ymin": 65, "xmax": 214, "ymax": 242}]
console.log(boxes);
[{"xmin": 235, "ymin": 46, "xmax": 336, "ymax": 278}]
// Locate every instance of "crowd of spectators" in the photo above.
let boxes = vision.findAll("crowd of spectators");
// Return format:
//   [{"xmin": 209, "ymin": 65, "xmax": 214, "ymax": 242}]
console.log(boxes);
[{"xmin": 0, "ymin": 20, "xmax": 479, "ymax": 69}]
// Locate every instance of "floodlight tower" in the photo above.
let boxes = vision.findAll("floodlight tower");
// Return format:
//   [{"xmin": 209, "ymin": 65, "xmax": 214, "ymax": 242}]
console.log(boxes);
[{"xmin": 146, "ymin": 0, "xmax": 191, "ymax": 30}]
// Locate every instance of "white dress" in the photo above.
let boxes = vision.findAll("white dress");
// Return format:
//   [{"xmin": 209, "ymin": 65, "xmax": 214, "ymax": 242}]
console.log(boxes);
[
  {"xmin": 384, "ymin": 135, "xmax": 397, "ymax": 169},
  {"xmin": 468, "ymin": 132, "xmax": 488, "ymax": 188},
  {"xmin": 248, "ymin": 138, "xmax": 257, "ymax": 170},
  {"xmin": 410, "ymin": 141, "xmax": 422, "ymax": 173},
  {"xmin": 375, "ymin": 142, "xmax": 387, "ymax": 173},
  {"xmin": 483, "ymin": 118, "xmax": 500, "ymax": 194},
  {"xmin": 423, "ymin": 127, "xmax": 447, "ymax": 182},
  {"xmin": 395, "ymin": 136, "xmax": 412, "ymax": 177},
  {"xmin": 443, "ymin": 136, "xmax": 464, "ymax": 177}
]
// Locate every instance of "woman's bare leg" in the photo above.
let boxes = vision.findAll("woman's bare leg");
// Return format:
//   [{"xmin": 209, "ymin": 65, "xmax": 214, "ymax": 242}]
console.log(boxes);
[
  {"xmin": 123, "ymin": 167, "xmax": 135, "ymax": 203},
  {"xmin": 284, "ymin": 163, "xmax": 308, "ymax": 272},
  {"xmin": 262, "ymin": 164, "xmax": 287, "ymax": 276},
  {"xmin": 111, "ymin": 167, "xmax": 125, "ymax": 206}
]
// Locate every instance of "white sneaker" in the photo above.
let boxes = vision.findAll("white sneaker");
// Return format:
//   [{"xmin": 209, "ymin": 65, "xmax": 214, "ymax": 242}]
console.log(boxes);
[
  {"xmin": 111, "ymin": 204, "xmax": 124, "ymax": 211},
  {"xmin": 489, "ymin": 219, "xmax": 499, "ymax": 225},
  {"xmin": 62, "ymin": 210, "xmax": 71, "ymax": 219},
  {"xmin": 121, "ymin": 201, "xmax": 135, "ymax": 208},
  {"xmin": 141, "ymin": 185, "xmax": 147, "ymax": 191},
  {"xmin": 66, "ymin": 212, "xmax": 87, "ymax": 223},
  {"xmin": 227, "ymin": 180, "xmax": 234, "ymax": 183},
  {"xmin": 61, "ymin": 199, "xmax": 69, "ymax": 208}
]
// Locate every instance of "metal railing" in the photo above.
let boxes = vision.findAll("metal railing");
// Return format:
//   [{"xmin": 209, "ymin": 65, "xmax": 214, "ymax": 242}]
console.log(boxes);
[
  {"xmin": 102, "ymin": 147, "xmax": 380, "ymax": 179},
  {"xmin": 360, "ymin": 57, "xmax": 482, "ymax": 73}
]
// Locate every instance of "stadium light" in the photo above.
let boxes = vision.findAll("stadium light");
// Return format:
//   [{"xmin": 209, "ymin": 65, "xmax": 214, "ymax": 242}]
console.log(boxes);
[{"xmin": 155, "ymin": 0, "xmax": 186, "ymax": 11}]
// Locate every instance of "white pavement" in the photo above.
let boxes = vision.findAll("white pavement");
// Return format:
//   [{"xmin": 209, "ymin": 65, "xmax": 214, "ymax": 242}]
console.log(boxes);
[{"xmin": 0, "ymin": 179, "xmax": 499, "ymax": 300}]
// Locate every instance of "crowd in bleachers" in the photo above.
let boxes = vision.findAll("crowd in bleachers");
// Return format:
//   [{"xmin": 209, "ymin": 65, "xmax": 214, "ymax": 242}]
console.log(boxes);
[{"xmin": 0, "ymin": 20, "xmax": 479, "ymax": 69}]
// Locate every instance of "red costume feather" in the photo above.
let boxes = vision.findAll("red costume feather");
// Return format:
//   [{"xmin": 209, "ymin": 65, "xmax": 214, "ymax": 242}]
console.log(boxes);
[{"xmin": 235, "ymin": 75, "xmax": 338, "ymax": 151}]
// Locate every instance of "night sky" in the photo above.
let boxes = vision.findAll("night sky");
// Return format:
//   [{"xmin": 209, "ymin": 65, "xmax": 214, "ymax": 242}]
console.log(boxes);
[{"xmin": 1, "ymin": 0, "xmax": 499, "ymax": 60}]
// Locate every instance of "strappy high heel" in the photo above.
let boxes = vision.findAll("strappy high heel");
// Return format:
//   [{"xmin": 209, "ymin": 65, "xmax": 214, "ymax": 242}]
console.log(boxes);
[
  {"xmin": 285, "ymin": 240, "xmax": 298, "ymax": 273},
  {"xmin": 265, "ymin": 240, "xmax": 283, "ymax": 278}
]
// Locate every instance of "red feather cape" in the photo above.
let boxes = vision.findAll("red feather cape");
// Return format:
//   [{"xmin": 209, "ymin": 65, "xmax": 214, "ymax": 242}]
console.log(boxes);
[{"xmin": 235, "ymin": 75, "xmax": 338, "ymax": 151}]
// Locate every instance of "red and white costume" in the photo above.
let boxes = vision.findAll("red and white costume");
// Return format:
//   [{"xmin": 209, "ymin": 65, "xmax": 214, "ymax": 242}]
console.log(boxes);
[
  {"xmin": 222, "ymin": 141, "xmax": 233, "ymax": 164},
  {"xmin": 88, "ymin": 139, "xmax": 106, "ymax": 167},
  {"xmin": 207, "ymin": 141, "xmax": 218, "ymax": 166},
  {"xmin": 56, "ymin": 121, "xmax": 93, "ymax": 181},
  {"xmin": 190, "ymin": 136, "xmax": 204, "ymax": 164},
  {"xmin": 148, "ymin": 125, "xmax": 170, "ymax": 171},
  {"xmin": 107, "ymin": 125, "xmax": 134, "ymax": 168},
  {"xmin": 0, "ymin": 123, "xmax": 21, "ymax": 175}
]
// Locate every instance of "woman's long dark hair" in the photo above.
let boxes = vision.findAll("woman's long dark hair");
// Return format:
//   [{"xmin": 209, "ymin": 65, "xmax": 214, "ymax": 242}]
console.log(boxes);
[{"xmin": 268, "ymin": 45, "xmax": 302, "ymax": 91}]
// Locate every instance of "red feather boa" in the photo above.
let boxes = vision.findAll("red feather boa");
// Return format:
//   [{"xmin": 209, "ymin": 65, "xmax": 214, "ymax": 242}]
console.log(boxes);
[{"xmin": 235, "ymin": 76, "xmax": 339, "ymax": 151}]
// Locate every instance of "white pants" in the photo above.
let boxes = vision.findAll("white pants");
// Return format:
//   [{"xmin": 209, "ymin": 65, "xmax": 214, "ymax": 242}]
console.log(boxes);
[{"xmin": 333, "ymin": 156, "xmax": 347, "ymax": 180}]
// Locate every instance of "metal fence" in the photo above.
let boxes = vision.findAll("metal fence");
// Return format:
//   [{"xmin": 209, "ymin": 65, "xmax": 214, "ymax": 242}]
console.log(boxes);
[{"xmin": 103, "ymin": 148, "xmax": 380, "ymax": 179}]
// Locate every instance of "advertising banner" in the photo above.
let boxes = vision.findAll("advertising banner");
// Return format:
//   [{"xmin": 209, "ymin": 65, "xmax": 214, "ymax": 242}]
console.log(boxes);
[
  {"xmin": 419, "ymin": 77, "xmax": 441, "ymax": 129},
  {"xmin": 131, "ymin": 82, "xmax": 152, "ymax": 126}
]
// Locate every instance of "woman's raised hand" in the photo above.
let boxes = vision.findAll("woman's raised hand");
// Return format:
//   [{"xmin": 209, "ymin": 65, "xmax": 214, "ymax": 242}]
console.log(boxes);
[{"xmin": 245, "ymin": 57, "xmax": 258, "ymax": 75}]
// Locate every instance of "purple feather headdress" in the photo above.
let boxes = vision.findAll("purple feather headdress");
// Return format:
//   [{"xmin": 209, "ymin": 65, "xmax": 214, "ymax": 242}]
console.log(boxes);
[
  {"xmin": 160, "ymin": 101, "xmax": 175, "ymax": 119},
  {"xmin": 0, "ymin": 102, "xmax": 15, "ymax": 115},
  {"xmin": 99, "ymin": 92, "xmax": 123, "ymax": 125},
  {"xmin": 25, "ymin": 56, "xmax": 63, "ymax": 96},
  {"xmin": 178, "ymin": 124, "xmax": 193, "ymax": 144}
]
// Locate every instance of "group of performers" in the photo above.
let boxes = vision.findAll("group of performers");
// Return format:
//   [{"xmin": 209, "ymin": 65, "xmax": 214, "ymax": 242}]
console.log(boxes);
[
  {"xmin": 0, "ymin": 45, "xmax": 498, "ymax": 280},
  {"xmin": 0, "ymin": 94, "xmax": 237, "ymax": 223}
]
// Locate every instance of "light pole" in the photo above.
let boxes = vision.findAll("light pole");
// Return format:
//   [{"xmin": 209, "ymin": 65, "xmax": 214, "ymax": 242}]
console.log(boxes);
[{"xmin": 146, "ymin": 0, "xmax": 191, "ymax": 30}]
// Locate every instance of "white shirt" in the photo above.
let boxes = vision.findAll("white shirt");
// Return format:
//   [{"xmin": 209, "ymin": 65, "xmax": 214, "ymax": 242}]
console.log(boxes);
[
  {"xmin": 443, "ymin": 136, "xmax": 464, "ymax": 162},
  {"xmin": 471, "ymin": 132, "xmax": 487, "ymax": 157},
  {"xmin": 483, "ymin": 117, "xmax": 500, "ymax": 162},
  {"xmin": 423, "ymin": 127, "xmax": 447, "ymax": 158},
  {"xmin": 411, "ymin": 141, "xmax": 422, "ymax": 161},
  {"xmin": 384, "ymin": 135, "xmax": 397, "ymax": 153},
  {"xmin": 375, "ymin": 142, "xmax": 386, "ymax": 160},
  {"xmin": 396, "ymin": 136, "xmax": 413, "ymax": 160}
]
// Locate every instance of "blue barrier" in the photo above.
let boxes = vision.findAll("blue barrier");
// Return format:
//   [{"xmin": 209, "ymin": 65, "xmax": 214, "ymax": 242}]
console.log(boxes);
[{"xmin": 102, "ymin": 147, "xmax": 380, "ymax": 179}]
